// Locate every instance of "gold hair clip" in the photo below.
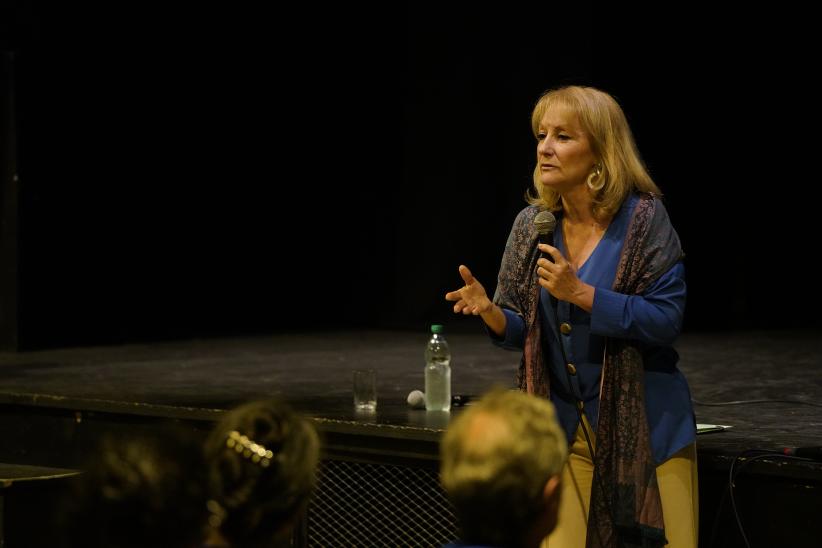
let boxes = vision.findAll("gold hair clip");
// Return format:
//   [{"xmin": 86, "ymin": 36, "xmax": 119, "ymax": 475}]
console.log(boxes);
[{"xmin": 226, "ymin": 430, "xmax": 274, "ymax": 467}]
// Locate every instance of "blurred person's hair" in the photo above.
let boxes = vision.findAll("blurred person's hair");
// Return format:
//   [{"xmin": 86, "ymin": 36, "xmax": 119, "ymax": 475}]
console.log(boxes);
[
  {"xmin": 440, "ymin": 388, "xmax": 567, "ymax": 547},
  {"xmin": 204, "ymin": 399, "xmax": 320, "ymax": 547},
  {"xmin": 62, "ymin": 425, "xmax": 208, "ymax": 548}
]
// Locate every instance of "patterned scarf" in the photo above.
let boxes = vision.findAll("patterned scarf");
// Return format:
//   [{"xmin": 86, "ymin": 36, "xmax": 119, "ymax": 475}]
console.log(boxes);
[{"xmin": 492, "ymin": 193, "xmax": 683, "ymax": 548}]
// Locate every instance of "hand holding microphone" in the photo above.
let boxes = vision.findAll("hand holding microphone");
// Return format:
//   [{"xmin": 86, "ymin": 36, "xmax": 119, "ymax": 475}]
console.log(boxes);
[
  {"xmin": 533, "ymin": 210, "xmax": 571, "ymax": 296},
  {"xmin": 533, "ymin": 210, "xmax": 594, "ymax": 311},
  {"xmin": 536, "ymin": 244, "xmax": 578, "ymax": 299}
]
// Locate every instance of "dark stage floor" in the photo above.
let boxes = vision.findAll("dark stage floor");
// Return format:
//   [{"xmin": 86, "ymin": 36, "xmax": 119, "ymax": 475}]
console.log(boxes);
[
  {"xmin": 1, "ymin": 328, "xmax": 821, "ymax": 547},
  {"xmin": 1, "ymin": 328, "xmax": 820, "ymax": 458}
]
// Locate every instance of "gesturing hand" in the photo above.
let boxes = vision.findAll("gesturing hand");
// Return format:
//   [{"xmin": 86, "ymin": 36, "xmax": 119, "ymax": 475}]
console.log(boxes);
[{"xmin": 444, "ymin": 265, "xmax": 493, "ymax": 315}]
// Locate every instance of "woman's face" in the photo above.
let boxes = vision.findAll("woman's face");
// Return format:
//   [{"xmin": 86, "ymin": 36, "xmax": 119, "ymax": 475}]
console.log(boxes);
[{"xmin": 536, "ymin": 108, "xmax": 597, "ymax": 192}]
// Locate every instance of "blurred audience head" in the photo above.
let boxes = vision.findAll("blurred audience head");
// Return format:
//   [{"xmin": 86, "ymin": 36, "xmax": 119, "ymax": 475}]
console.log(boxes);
[
  {"xmin": 440, "ymin": 388, "xmax": 568, "ymax": 548},
  {"xmin": 63, "ymin": 425, "xmax": 208, "ymax": 548},
  {"xmin": 204, "ymin": 399, "xmax": 320, "ymax": 547}
]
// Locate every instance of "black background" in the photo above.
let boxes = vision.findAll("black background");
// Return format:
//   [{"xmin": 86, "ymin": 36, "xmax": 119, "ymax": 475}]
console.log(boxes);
[{"xmin": 3, "ymin": 2, "xmax": 820, "ymax": 348}]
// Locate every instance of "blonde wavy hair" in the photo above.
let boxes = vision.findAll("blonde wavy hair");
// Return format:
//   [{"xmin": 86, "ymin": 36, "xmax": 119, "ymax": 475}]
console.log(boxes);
[{"xmin": 527, "ymin": 85, "xmax": 661, "ymax": 221}]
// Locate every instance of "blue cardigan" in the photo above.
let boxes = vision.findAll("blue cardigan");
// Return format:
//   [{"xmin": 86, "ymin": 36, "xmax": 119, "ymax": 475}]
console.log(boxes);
[{"xmin": 491, "ymin": 194, "xmax": 695, "ymax": 464}]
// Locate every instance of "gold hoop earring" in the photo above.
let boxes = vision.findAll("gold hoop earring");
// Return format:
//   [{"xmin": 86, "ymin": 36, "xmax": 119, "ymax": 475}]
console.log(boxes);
[{"xmin": 587, "ymin": 164, "xmax": 604, "ymax": 191}]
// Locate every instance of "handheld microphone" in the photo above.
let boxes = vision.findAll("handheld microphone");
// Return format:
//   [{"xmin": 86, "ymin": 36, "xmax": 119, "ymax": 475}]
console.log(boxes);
[
  {"xmin": 534, "ymin": 210, "xmax": 558, "ymax": 306},
  {"xmin": 533, "ymin": 210, "xmax": 557, "ymax": 261},
  {"xmin": 782, "ymin": 446, "xmax": 822, "ymax": 461}
]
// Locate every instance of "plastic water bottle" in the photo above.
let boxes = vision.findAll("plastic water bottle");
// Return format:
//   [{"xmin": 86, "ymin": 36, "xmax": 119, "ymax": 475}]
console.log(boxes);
[{"xmin": 424, "ymin": 324, "xmax": 451, "ymax": 411}]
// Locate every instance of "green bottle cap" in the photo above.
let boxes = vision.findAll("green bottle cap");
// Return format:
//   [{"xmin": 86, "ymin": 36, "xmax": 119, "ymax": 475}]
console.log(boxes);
[{"xmin": 431, "ymin": 324, "xmax": 444, "ymax": 334}]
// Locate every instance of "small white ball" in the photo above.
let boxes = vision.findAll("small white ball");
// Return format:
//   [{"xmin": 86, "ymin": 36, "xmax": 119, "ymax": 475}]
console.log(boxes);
[{"xmin": 406, "ymin": 389, "xmax": 426, "ymax": 409}]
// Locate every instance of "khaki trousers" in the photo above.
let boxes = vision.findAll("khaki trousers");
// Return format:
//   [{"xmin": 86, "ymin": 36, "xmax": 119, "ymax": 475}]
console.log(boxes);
[{"xmin": 543, "ymin": 418, "xmax": 698, "ymax": 548}]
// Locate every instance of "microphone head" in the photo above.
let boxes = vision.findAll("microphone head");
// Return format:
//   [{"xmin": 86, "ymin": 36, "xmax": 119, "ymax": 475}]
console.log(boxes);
[
  {"xmin": 534, "ymin": 210, "xmax": 557, "ymax": 235},
  {"xmin": 407, "ymin": 390, "xmax": 426, "ymax": 409}
]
